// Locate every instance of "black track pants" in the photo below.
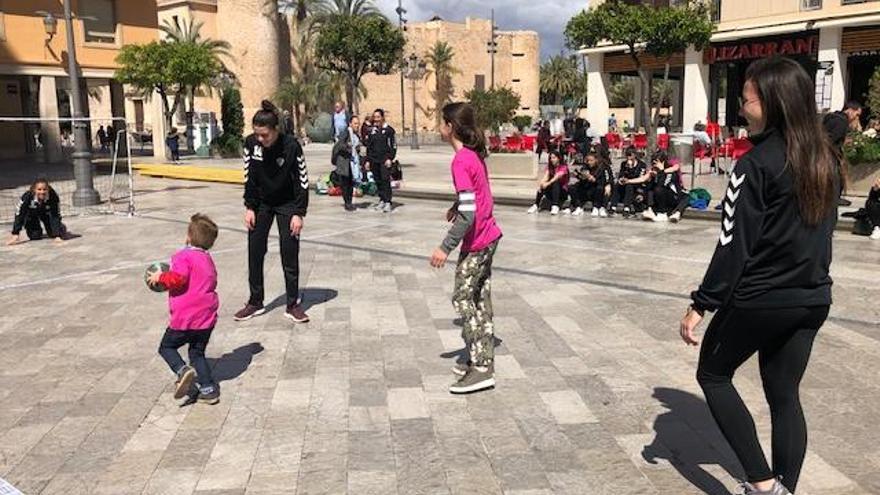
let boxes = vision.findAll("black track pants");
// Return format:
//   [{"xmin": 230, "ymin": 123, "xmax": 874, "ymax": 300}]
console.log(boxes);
[{"xmin": 248, "ymin": 206, "xmax": 301, "ymax": 307}]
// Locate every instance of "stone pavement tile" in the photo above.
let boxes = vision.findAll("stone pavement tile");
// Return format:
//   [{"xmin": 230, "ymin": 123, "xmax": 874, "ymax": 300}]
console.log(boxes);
[
  {"xmin": 493, "ymin": 354, "xmax": 527, "ymax": 379},
  {"xmin": 390, "ymin": 418, "xmax": 449, "ymax": 495},
  {"xmin": 545, "ymin": 470, "xmax": 606, "ymax": 495},
  {"xmin": 0, "ymin": 422, "xmax": 56, "ymax": 475},
  {"xmin": 157, "ymin": 428, "xmax": 222, "ymax": 471},
  {"xmin": 195, "ymin": 439, "xmax": 262, "ymax": 492},
  {"xmin": 40, "ymin": 471, "xmax": 101, "ymax": 495},
  {"xmin": 349, "ymin": 406, "xmax": 390, "ymax": 432},
  {"xmin": 57, "ymin": 427, "xmax": 134, "ymax": 474},
  {"xmin": 122, "ymin": 397, "xmax": 188, "ymax": 452},
  {"xmin": 488, "ymin": 452, "xmax": 552, "ymax": 492},
  {"xmin": 350, "ymin": 379, "xmax": 389, "ymax": 408},
  {"xmin": 349, "ymin": 430, "xmax": 396, "ymax": 472},
  {"xmin": 67, "ymin": 392, "xmax": 124, "ymax": 417},
  {"xmin": 92, "ymin": 450, "xmax": 164, "ymax": 494},
  {"xmin": 387, "ymin": 387, "xmax": 430, "ymax": 420},
  {"xmin": 347, "ymin": 470, "xmax": 397, "ymax": 495},
  {"xmin": 243, "ymin": 470, "xmax": 298, "ymax": 495},
  {"xmin": 434, "ymin": 435, "xmax": 503, "ymax": 495},
  {"xmin": 142, "ymin": 468, "xmax": 201, "ymax": 495},
  {"xmin": 539, "ymin": 390, "xmax": 599, "ymax": 425}
]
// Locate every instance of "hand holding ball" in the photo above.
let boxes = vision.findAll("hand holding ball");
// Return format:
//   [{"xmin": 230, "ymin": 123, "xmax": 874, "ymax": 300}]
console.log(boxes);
[{"xmin": 145, "ymin": 262, "xmax": 170, "ymax": 292}]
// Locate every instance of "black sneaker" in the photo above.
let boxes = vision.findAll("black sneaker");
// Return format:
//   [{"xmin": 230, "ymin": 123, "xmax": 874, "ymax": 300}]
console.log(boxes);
[
  {"xmin": 174, "ymin": 366, "xmax": 196, "ymax": 399},
  {"xmin": 198, "ymin": 389, "xmax": 220, "ymax": 405},
  {"xmin": 233, "ymin": 303, "xmax": 266, "ymax": 321},
  {"xmin": 449, "ymin": 368, "xmax": 495, "ymax": 394}
]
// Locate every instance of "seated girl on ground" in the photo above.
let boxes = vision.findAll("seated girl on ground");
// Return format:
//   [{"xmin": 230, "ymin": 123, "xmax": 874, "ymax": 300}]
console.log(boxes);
[
  {"xmin": 568, "ymin": 151, "xmax": 614, "ymax": 217},
  {"xmin": 7, "ymin": 178, "xmax": 67, "ymax": 245},
  {"xmin": 626, "ymin": 152, "xmax": 688, "ymax": 223},
  {"xmin": 527, "ymin": 150, "xmax": 569, "ymax": 216}
]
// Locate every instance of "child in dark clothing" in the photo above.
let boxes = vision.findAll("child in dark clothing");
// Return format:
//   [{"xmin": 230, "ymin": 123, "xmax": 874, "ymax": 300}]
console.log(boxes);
[
  {"xmin": 149, "ymin": 214, "xmax": 221, "ymax": 404},
  {"xmin": 569, "ymin": 152, "xmax": 614, "ymax": 217},
  {"xmin": 7, "ymin": 178, "xmax": 66, "ymax": 245},
  {"xmin": 166, "ymin": 127, "xmax": 181, "ymax": 164},
  {"xmin": 614, "ymin": 147, "xmax": 648, "ymax": 217}
]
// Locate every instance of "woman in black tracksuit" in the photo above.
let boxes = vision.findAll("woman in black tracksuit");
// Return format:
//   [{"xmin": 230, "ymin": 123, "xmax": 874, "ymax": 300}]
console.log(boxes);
[
  {"xmin": 614, "ymin": 147, "xmax": 648, "ymax": 216},
  {"xmin": 569, "ymin": 152, "xmax": 613, "ymax": 217},
  {"xmin": 364, "ymin": 108, "xmax": 397, "ymax": 213},
  {"xmin": 631, "ymin": 151, "xmax": 689, "ymax": 222},
  {"xmin": 7, "ymin": 178, "xmax": 65, "ymax": 245},
  {"xmin": 233, "ymin": 100, "xmax": 310, "ymax": 324},
  {"xmin": 681, "ymin": 58, "xmax": 839, "ymax": 495}
]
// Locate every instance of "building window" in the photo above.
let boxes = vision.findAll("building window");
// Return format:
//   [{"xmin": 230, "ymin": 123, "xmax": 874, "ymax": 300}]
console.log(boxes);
[
  {"xmin": 0, "ymin": 12, "xmax": 6, "ymax": 41},
  {"xmin": 711, "ymin": 0, "xmax": 721, "ymax": 22},
  {"xmin": 512, "ymin": 53, "xmax": 525, "ymax": 57},
  {"xmin": 512, "ymin": 78, "xmax": 521, "ymax": 82},
  {"xmin": 842, "ymin": 0, "xmax": 878, "ymax": 4},
  {"xmin": 475, "ymin": 74, "xmax": 485, "ymax": 91},
  {"xmin": 801, "ymin": 0, "xmax": 821, "ymax": 10},
  {"xmin": 521, "ymin": 107, "xmax": 530, "ymax": 111},
  {"xmin": 81, "ymin": 0, "xmax": 117, "ymax": 44}
]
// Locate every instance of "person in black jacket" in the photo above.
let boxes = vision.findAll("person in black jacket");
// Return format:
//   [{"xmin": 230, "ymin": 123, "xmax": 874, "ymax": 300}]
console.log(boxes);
[
  {"xmin": 613, "ymin": 147, "xmax": 648, "ymax": 216},
  {"xmin": 568, "ymin": 152, "xmax": 613, "ymax": 217},
  {"xmin": 233, "ymin": 100, "xmax": 310, "ymax": 324},
  {"xmin": 681, "ymin": 58, "xmax": 839, "ymax": 495},
  {"xmin": 364, "ymin": 108, "xmax": 397, "ymax": 213},
  {"xmin": 7, "ymin": 178, "xmax": 66, "ymax": 245}
]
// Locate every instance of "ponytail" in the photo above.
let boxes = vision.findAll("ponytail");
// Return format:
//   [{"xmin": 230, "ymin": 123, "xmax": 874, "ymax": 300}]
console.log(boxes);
[
  {"xmin": 253, "ymin": 100, "xmax": 280, "ymax": 129},
  {"xmin": 441, "ymin": 102, "xmax": 488, "ymax": 160}
]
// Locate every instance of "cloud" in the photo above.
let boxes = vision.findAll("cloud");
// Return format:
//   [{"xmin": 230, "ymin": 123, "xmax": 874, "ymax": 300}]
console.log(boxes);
[{"xmin": 373, "ymin": 0, "xmax": 587, "ymax": 60}]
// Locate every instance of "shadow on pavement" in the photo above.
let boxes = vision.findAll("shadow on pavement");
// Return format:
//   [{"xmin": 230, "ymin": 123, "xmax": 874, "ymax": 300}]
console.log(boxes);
[{"xmin": 265, "ymin": 287, "xmax": 339, "ymax": 313}]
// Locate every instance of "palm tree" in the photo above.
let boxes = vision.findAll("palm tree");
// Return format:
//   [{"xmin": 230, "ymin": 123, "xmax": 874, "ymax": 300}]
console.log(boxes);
[
  {"xmin": 160, "ymin": 18, "xmax": 231, "ymax": 151},
  {"xmin": 425, "ymin": 41, "xmax": 459, "ymax": 129},
  {"xmin": 539, "ymin": 55, "xmax": 578, "ymax": 105},
  {"xmin": 313, "ymin": 0, "xmax": 383, "ymax": 18}
]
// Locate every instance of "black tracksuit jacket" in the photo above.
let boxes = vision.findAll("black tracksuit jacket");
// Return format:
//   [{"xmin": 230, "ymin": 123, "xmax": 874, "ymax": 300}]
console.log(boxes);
[
  {"xmin": 12, "ymin": 188, "xmax": 62, "ymax": 235},
  {"xmin": 691, "ymin": 128, "xmax": 837, "ymax": 312},
  {"xmin": 364, "ymin": 124, "xmax": 397, "ymax": 165},
  {"xmin": 243, "ymin": 133, "xmax": 309, "ymax": 216}
]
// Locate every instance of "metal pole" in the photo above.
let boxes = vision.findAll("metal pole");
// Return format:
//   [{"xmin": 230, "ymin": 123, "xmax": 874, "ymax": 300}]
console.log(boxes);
[
  {"xmin": 490, "ymin": 9, "xmax": 496, "ymax": 89},
  {"xmin": 411, "ymin": 77, "xmax": 419, "ymax": 150},
  {"xmin": 397, "ymin": 0, "xmax": 406, "ymax": 137},
  {"xmin": 63, "ymin": 0, "xmax": 99, "ymax": 206}
]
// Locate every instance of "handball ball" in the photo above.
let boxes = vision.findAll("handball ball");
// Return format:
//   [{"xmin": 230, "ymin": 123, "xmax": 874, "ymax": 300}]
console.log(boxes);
[{"xmin": 145, "ymin": 262, "xmax": 170, "ymax": 292}]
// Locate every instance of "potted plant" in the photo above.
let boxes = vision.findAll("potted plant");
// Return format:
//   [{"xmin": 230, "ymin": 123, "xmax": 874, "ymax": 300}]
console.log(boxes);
[{"xmin": 466, "ymin": 87, "xmax": 538, "ymax": 179}]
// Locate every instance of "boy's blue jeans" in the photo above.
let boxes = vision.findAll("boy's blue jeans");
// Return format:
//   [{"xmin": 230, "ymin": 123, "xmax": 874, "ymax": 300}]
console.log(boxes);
[{"xmin": 158, "ymin": 328, "xmax": 215, "ymax": 393}]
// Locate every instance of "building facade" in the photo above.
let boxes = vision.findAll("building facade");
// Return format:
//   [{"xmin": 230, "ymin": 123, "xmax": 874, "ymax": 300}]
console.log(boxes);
[
  {"xmin": 358, "ymin": 17, "xmax": 540, "ymax": 135},
  {"xmin": 0, "ymin": 0, "xmax": 159, "ymax": 159},
  {"xmin": 581, "ymin": 0, "xmax": 880, "ymax": 134}
]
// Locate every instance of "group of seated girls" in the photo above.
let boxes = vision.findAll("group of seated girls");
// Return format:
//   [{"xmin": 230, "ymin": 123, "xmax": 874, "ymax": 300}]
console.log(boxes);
[{"xmin": 527, "ymin": 146, "xmax": 689, "ymax": 222}]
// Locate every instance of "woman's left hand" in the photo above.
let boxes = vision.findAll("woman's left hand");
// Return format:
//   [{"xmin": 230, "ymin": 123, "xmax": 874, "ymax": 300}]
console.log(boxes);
[
  {"xmin": 430, "ymin": 248, "xmax": 448, "ymax": 268},
  {"xmin": 680, "ymin": 306, "xmax": 703, "ymax": 346},
  {"xmin": 290, "ymin": 215, "xmax": 304, "ymax": 237}
]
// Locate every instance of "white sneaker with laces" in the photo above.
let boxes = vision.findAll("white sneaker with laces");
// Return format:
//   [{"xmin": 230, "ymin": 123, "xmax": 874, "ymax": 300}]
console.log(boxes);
[
  {"xmin": 654, "ymin": 213, "xmax": 669, "ymax": 222},
  {"xmin": 599, "ymin": 207, "xmax": 608, "ymax": 218},
  {"xmin": 669, "ymin": 211, "xmax": 681, "ymax": 223},
  {"xmin": 871, "ymin": 227, "xmax": 880, "ymax": 240},
  {"xmin": 550, "ymin": 205, "xmax": 560, "ymax": 215},
  {"xmin": 591, "ymin": 208, "xmax": 600, "ymax": 217},
  {"xmin": 527, "ymin": 204, "xmax": 539, "ymax": 214},
  {"xmin": 561, "ymin": 208, "xmax": 571, "ymax": 215},
  {"xmin": 572, "ymin": 207, "xmax": 584, "ymax": 216},
  {"xmin": 642, "ymin": 208, "xmax": 656, "ymax": 221}
]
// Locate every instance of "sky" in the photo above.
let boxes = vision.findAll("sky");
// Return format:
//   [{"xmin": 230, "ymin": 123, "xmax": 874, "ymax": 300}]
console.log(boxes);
[{"xmin": 373, "ymin": 0, "xmax": 588, "ymax": 61}]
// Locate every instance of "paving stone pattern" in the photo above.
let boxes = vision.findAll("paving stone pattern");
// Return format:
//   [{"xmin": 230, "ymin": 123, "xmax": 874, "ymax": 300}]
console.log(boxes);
[{"xmin": 0, "ymin": 176, "xmax": 878, "ymax": 494}]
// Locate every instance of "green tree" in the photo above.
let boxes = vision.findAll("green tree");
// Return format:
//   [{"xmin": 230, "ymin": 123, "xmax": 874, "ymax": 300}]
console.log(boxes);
[
  {"xmin": 425, "ymin": 41, "xmax": 459, "ymax": 129},
  {"xmin": 465, "ymin": 86, "xmax": 521, "ymax": 135},
  {"xmin": 314, "ymin": 0, "xmax": 383, "ymax": 19},
  {"xmin": 566, "ymin": 1, "xmax": 714, "ymax": 138},
  {"xmin": 160, "ymin": 17, "xmax": 230, "ymax": 151},
  {"xmin": 540, "ymin": 55, "xmax": 579, "ymax": 105},
  {"xmin": 314, "ymin": 15, "xmax": 405, "ymax": 115},
  {"xmin": 215, "ymin": 86, "xmax": 244, "ymax": 157},
  {"xmin": 867, "ymin": 66, "xmax": 880, "ymax": 122}
]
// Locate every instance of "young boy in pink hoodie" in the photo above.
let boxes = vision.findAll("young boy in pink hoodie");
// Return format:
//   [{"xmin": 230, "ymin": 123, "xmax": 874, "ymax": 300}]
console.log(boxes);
[{"xmin": 149, "ymin": 214, "xmax": 221, "ymax": 404}]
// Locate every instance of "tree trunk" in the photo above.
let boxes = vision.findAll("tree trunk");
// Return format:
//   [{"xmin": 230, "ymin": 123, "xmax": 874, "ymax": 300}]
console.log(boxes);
[
  {"xmin": 636, "ymin": 66, "xmax": 654, "ymax": 142},
  {"xmin": 652, "ymin": 60, "xmax": 672, "ymax": 137},
  {"xmin": 186, "ymin": 87, "xmax": 196, "ymax": 152}
]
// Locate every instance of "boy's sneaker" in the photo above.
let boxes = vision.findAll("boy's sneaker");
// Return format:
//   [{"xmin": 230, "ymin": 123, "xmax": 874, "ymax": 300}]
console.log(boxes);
[
  {"xmin": 372, "ymin": 201, "xmax": 385, "ymax": 211},
  {"xmin": 174, "ymin": 366, "xmax": 196, "ymax": 399},
  {"xmin": 527, "ymin": 204, "xmax": 539, "ymax": 214},
  {"xmin": 591, "ymin": 207, "xmax": 600, "ymax": 217},
  {"xmin": 669, "ymin": 211, "xmax": 682, "ymax": 223},
  {"xmin": 233, "ymin": 303, "xmax": 266, "ymax": 321},
  {"xmin": 871, "ymin": 226, "xmax": 880, "ymax": 240},
  {"xmin": 738, "ymin": 479, "xmax": 792, "ymax": 495},
  {"xmin": 561, "ymin": 208, "xmax": 571, "ymax": 215},
  {"xmin": 449, "ymin": 367, "xmax": 495, "ymax": 394},
  {"xmin": 572, "ymin": 207, "xmax": 584, "ymax": 216},
  {"xmin": 198, "ymin": 389, "xmax": 220, "ymax": 405},
  {"xmin": 599, "ymin": 207, "xmax": 608, "ymax": 218},
  {"xmin": 382, "ymin": 202, "xmax": 393, "ymax": 213},
  {"xmin": 284, "ymin": 304, "xmax": 310, "ymax": 323},
  {"xmin": 550, "ymin": 205, "xmax": 560, "ymax": 215}
]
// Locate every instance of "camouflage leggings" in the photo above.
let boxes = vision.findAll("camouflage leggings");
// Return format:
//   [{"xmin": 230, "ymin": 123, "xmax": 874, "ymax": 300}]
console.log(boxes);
[{"xmin": 452, "ymin": 240, "xmax": 498, "ymax": 367}]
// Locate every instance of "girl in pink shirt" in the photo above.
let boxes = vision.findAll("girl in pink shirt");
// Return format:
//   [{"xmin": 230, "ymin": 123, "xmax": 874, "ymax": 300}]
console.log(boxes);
[
  {"xmin": 527, "ymin": 150, "xmax": 569, "ymax": 215},
  {"xmin": 430, "ymin": 102, "xmax": 502, "ymax": 395},
  {"xmin": 148, "ymin": 214, "xmax": 221, "ymax": 404}
]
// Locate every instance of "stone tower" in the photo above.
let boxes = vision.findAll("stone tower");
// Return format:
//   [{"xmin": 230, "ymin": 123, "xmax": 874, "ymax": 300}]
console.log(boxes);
[{"xmin": 217, "ymin": 0, "xmax": 282, "ymax": 119}]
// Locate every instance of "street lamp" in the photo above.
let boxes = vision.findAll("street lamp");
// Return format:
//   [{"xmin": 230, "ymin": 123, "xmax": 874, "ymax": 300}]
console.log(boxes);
[
  {"xmin": 42, "ymin": 1, "xmax": 100, "ymax": 206},
  {"xmin": 395, "ymin": 0, "xmax": 407, "ymax": 139},
  {"xmin": 402, "ymin": 53, "xmax": 427, "ymax": 150}
]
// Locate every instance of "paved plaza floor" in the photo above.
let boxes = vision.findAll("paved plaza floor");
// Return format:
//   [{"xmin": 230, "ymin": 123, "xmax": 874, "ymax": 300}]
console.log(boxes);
[{"xmin": 0, "ymin": 176, "xmax": 878, "ymax": 495}]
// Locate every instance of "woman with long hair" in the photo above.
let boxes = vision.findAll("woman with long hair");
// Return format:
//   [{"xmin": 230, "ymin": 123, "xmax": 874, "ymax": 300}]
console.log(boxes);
[
  {"xmin": 527, "ymin": 150, "xmax": 569, "ymax": 215},
  {"xmin": 234, "ymin": 100, "xmax": 311, "ymax": 324},
  {"xmin": 429, "ymin": 102, "xmax": 502, "ymax": 395},
  {"xmin": 681, "ymin": 58, "xmax": 838, "ymax": 495}
]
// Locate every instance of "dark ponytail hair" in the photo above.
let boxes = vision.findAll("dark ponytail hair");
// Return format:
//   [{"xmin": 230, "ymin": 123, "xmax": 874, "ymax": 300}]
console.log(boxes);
[
  {"xmin": 745, "ymin": 57, "xmax": 837, "ymax": 226},
  {"xmin": 441, "ymin": 102, "xmax": 488, "ymax": 160},
  {"xmin": 651, "ymin": 150, "xmax": 668, "ymax": 167},
  {"xmin": 252, "ymin": 100, "xmax": 280, "ymax": 129}
]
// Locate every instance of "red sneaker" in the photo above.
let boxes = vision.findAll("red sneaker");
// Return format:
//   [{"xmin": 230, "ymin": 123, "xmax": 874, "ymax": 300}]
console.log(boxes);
[
  {"xmin": 284, "ymin": 304, "xmax": 309, "ymax": 323},
  {"xmin": 233, "ymin": 303, "xmax": 266, "ymax": 321}
]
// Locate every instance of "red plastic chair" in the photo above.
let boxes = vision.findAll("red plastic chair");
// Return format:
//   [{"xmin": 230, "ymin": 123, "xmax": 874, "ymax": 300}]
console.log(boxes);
[
  {"xmin": 522, "ymin": 134, "xmax": 536, "ymax": 151},
  {"xmin": 633, "ymin": 134, "xmax": 648, "ymax": 152},
  {"xmin": 489, "ymin": 136, "xmax": 502, "ymax": 151},
  {"xmin": 657, "ymin": 133, "xmax": 670, "ymax": 151},
  {"xmin": 605, "ymin": 133, "xmax": 623, "ymax": 157},
  {"xmin": 693, "ymin": 142, "xmax": 709, "ymax": 175},
  {"xmin": 731, "ymin": 138, "xmax": 753, "ymax": 160}
]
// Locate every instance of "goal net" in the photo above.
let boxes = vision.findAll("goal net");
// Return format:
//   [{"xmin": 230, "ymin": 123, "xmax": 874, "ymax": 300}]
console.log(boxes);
[{"xmin": 0, "ymin": 116, "xmax": 136, "ymax": 226}]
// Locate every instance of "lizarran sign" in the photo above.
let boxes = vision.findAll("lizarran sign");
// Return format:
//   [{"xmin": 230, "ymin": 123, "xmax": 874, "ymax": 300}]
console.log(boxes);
[{"xmin": 705, "ymin": 33, "xmax": 819, "ymax": 64}]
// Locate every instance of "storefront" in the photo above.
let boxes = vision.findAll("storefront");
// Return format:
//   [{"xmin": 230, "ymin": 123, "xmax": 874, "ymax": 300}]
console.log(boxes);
[
  {"xmin": 843, "ymin": 26, "xmax": 880, "ymax": 120},
  {"xmin": 706, "ymin": 31, "xmax": 819, "ymax": 126}
]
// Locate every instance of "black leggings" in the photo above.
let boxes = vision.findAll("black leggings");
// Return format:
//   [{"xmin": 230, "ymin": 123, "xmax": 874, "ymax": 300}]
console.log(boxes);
[
  {"xmin": 340, "ymin": 174, "xmax": 354, "ymax": 207},
  {"xmin": 867, "ymin": 197, "xmax": 880, "ymax": 228},
  {"xmin": 535, "ymin": 181, "xmax": 566, "ymax": 208},
  {"xmin": 248, "ymin": 206, "xmax": 301, "ymax": 307},
  {"xmin": 697, "ymin": 305, "xmax": 829, "ymax": 493},
  {"xmin": 570, "ymin": 180, "xmax": 610, "ymax": 209},
  {"xmin": 649, "ymin": 187, "xmax": 689, "ymax": 214}
]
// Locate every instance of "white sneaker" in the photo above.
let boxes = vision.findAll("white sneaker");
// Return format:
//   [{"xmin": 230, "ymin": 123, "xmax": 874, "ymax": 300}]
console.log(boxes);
[
  {"xmin": 572, "ymin": 207, "xmax": 584, "ymax": 216},
  {"xmin": 654, "ymin": 213, "xmax": 669, "ymax": 222},
  {"xmin": 591, "ymin": 208, "xmax": 600, "ymax": 217},
  {"xmin": 372, "ymin": 201, "xmax": 384, "ymax": 211},
  {"xmin": 871, "ymin": 226, "xmax": 880, "ymax": 240},
  {"xmin": 669, "ymin": 211, "xmax": 681, "ymax": 223},
  {"xmin": 561, "ymin": 208, "xmax": 571, "ymax": 215},
  {"xmin": 527, "ymin": 204, "xmax": 538, "ymax": 214},
  {"xmin": 599, "ymin": 207, "xmax": 608, "ymax": 218},
  {"xmin": 550, "ymin": 205, "xmax": 560, "ymax": 215},
  {"xmin": 642, "ymin": 208, "xmax": 656, "ymax": 221},
  {"xmin": 382, "ymin": 202, "xmax": 393, "ymax": 213}
]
